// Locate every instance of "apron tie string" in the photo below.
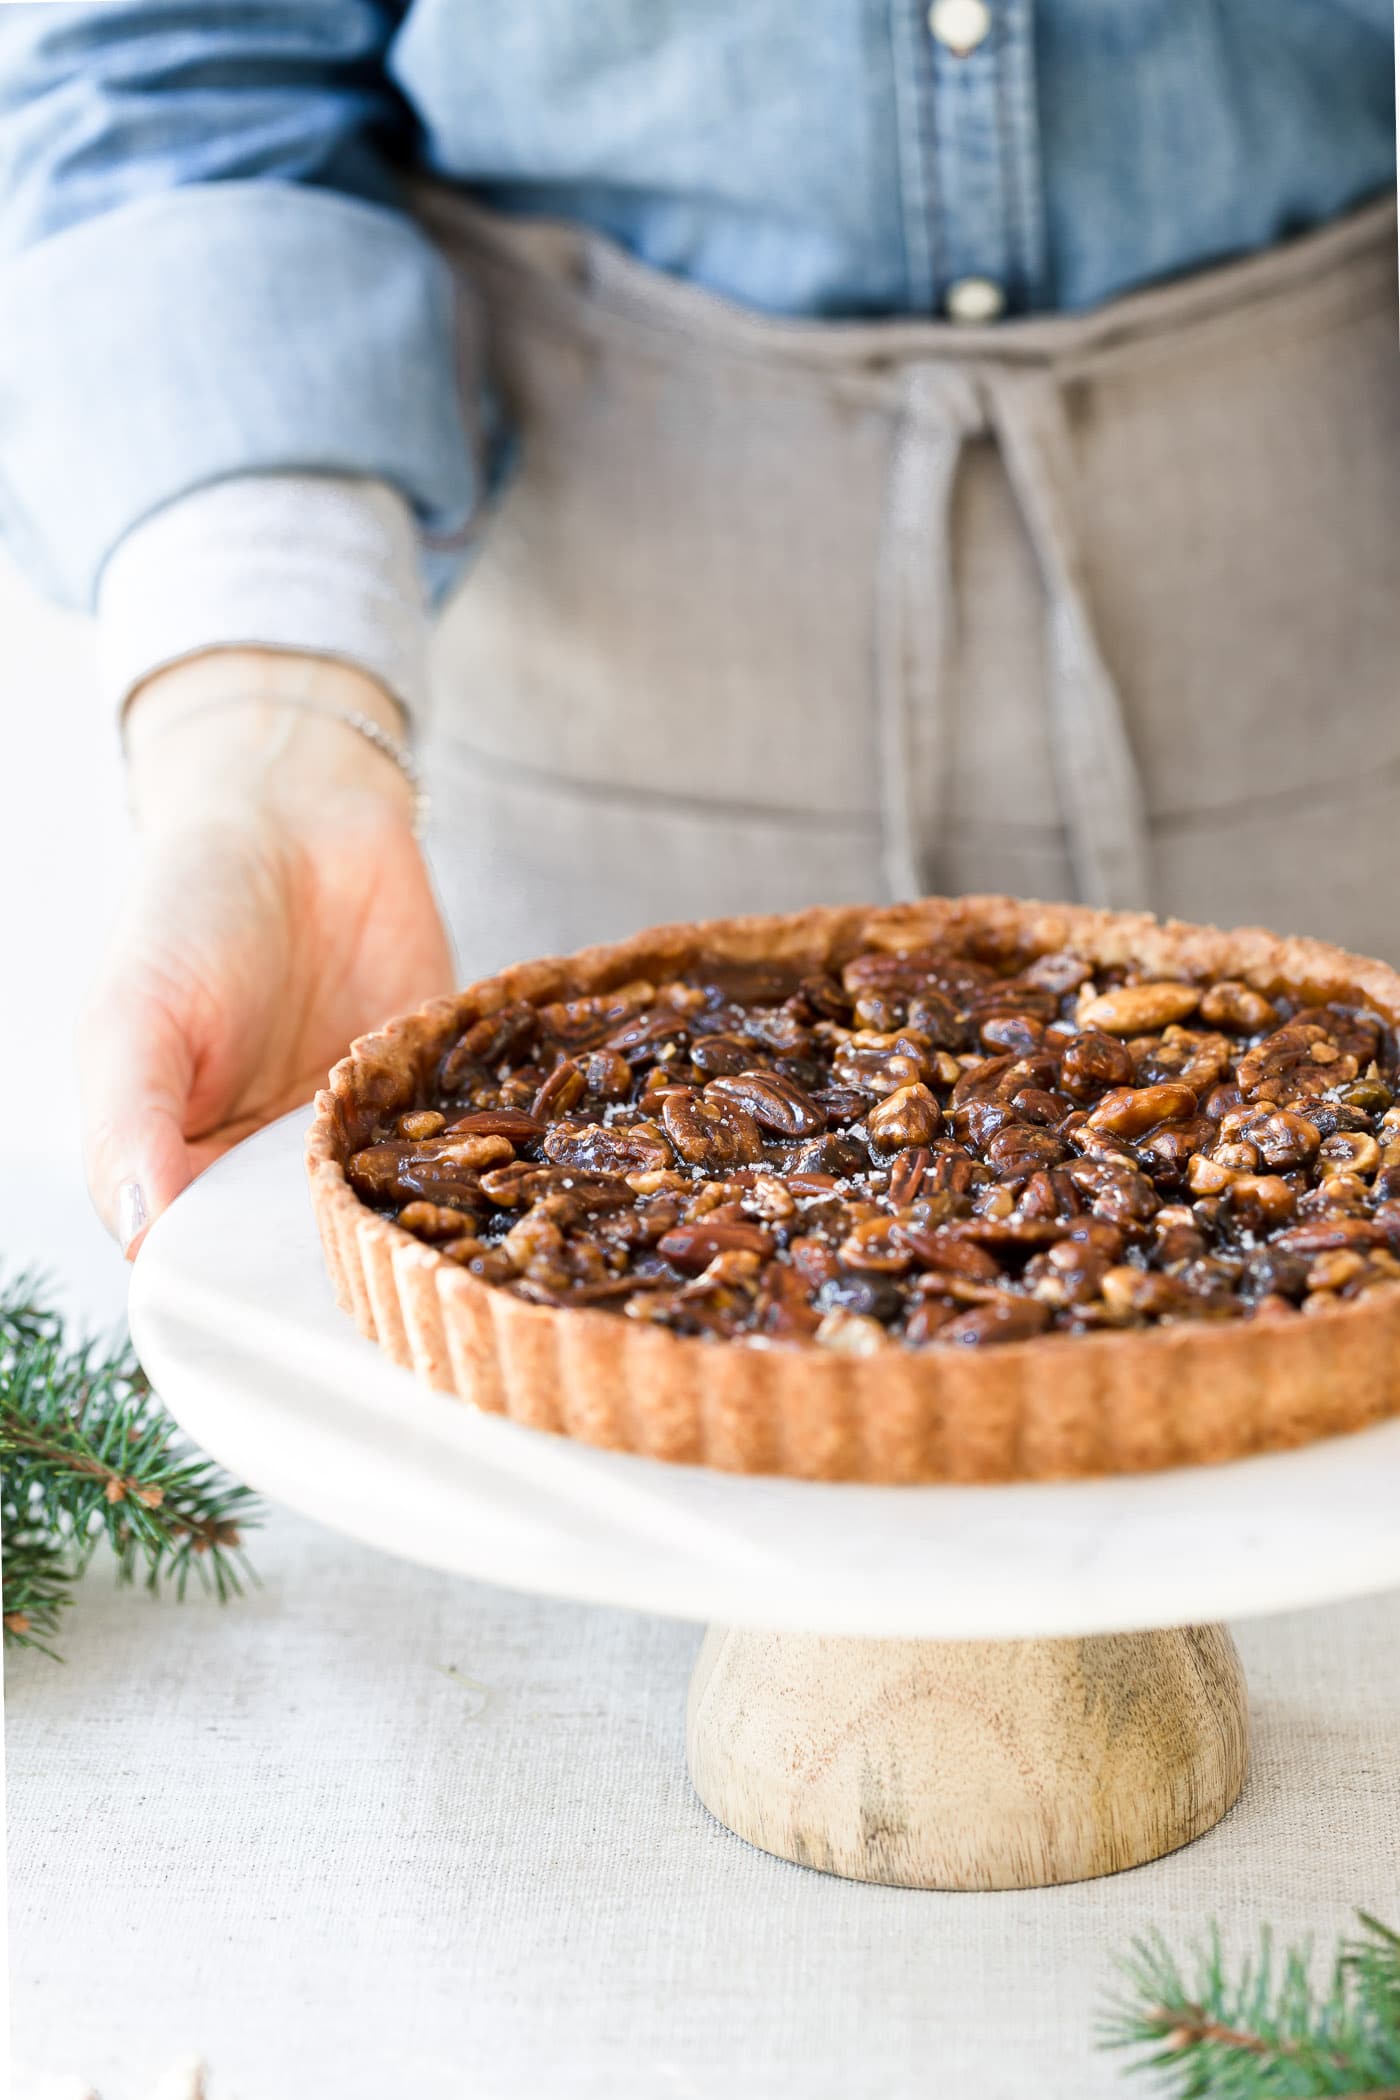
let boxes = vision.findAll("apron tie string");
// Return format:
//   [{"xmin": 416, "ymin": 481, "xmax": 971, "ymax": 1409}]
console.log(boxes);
[
  {"xmin": 985, "ymin": 365, "xmax": 1155, "ymax": 912},
  {"xmin": 874, "ymin": 358, "xmax": 1155, "ymax": 913},
  {"xmin": 874, "ymin": 364, "xmax": 982, "ymax": 901}
]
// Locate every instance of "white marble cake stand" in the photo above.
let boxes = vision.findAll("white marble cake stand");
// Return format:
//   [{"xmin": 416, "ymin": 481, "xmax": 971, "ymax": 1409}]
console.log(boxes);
[{"xmin": 129, "ymin": 1111, "xmax": 1400, "ymax": 1892}]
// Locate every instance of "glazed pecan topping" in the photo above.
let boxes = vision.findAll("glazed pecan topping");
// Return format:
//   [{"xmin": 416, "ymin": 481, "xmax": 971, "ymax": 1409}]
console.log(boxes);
[
  {"xmin": 351, "ymin": 938, "xmax": 1400, "ymax": 1349},
  {"xmin": 661, "ymin": 1089, "xmax": 764, "ymax": 1168},
  {"xmin": 703, "ymin": 1069, "xmax": 825, "ymax": 1137}
]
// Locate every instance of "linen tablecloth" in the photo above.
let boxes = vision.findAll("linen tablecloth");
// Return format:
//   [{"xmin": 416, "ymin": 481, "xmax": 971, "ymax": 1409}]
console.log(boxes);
[{"xmin": 8, "ymin": 1508, "xmax": 1400, "ymax": 2100}]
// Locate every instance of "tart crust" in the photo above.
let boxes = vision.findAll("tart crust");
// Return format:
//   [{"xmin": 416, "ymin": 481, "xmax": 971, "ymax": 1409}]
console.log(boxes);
[{"xmin": 306, "ymin": 896, "xmax": 1400, "ymax": 1483}]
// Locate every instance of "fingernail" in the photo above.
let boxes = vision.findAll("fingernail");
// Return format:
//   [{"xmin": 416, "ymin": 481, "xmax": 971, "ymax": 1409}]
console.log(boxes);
[{"xmin": 117, "ymin": 1180, "xmax": 148, "ymax": 1255}]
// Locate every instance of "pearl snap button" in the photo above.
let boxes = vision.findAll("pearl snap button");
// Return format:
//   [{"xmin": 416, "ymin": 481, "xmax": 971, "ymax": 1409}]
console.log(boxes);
[
  {"xmin": 944, "ymin": 275, "xmax": 1006, "ymax": 323},
  {"xmin": 928, "ymin": 0, "xmax": 993, "ymax": 56}
]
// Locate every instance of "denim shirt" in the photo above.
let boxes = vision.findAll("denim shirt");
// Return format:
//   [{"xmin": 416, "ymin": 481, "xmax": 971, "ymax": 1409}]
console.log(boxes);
[{"xmin": 0, "ymin": 0, "xmax": 1393, "ymax": 610}]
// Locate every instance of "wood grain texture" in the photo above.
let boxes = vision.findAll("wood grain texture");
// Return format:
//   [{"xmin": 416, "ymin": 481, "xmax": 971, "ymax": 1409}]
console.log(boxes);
[{"xmin": 686, "ymin": 1624, "xmax": 1248, "ymax": 1890}]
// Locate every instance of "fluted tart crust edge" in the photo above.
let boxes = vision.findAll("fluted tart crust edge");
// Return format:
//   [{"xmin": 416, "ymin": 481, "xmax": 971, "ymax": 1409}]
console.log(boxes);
[{"xmin": 306, "ymin": 896, "xmax": 1400, "ymax": 1483}]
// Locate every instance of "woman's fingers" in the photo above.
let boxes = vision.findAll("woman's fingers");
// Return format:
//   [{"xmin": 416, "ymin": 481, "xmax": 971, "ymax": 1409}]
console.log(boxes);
[{"xmin": 77, "ymin": 981, "xmax": 196, "ymax": 1258}]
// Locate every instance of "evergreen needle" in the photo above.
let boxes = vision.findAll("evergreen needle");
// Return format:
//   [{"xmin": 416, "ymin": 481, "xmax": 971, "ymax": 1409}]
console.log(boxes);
[
  {"xmin": 1103, "ymin": 1914, "xmax": 1400, "ymax": 2097},
  {"xmin": 0, "ymin": 1272, "xmax": 261, "ymax": 1660}
]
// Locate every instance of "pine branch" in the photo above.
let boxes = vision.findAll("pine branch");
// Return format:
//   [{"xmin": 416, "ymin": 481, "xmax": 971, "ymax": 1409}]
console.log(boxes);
[
  {"xmin": 1, "ymin": 1519, "xmax": 75, "ymax": 1660},
  {"xmin": 0, "ymin": 1272, "xmax": 261, "ymax": 1659},
  {"xmin": 1103, "ymin": 1915, "xmax": 1400, "ymax": 2097}
]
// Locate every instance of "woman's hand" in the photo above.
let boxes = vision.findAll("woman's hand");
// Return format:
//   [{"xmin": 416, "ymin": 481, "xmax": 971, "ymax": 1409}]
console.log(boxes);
[{"xmin": 81, "ymin": 650, "xmax": 454, "ymax": 1256}]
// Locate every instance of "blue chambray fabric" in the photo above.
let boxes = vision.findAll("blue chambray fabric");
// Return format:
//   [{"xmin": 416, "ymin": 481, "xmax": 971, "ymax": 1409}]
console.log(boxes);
[{"xmin": 0, "ymin": 0, "xmax": 1392, "ymax": 605}]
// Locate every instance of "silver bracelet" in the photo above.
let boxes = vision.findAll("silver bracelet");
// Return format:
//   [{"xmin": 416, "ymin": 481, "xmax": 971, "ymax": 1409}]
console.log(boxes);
[{"xmin": 123, "ymin": 691, "xmax": 430, "ymax": 837}]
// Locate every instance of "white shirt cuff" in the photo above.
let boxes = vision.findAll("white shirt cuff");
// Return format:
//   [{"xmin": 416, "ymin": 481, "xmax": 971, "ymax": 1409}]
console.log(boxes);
[{"xmin": 96, "ymin": 473, "xmax": 429, "ymax": 719}]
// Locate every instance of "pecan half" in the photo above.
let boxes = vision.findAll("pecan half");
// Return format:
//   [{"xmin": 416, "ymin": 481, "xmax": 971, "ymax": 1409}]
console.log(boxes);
[
  {"xmin": 656, "ymin": 1221, "xmax": 775, "ymax": 1272},
  {"xmin": 444, "ymin": 1108, "xmax": 547, "ymax": 1143},
  {"xmin": 978, "ymin": 1013, "xmax": 1044, "ymax": 1055},
  {"xmin": 1199, "ymin": 981, "xmax": 1280, "ymax": 1034},
  {"xmin": 984, "ymin": 1124, "xmax": 1067, "ymax": 1178},
  {"xmin": 398, "ymin": 1110, "xmax": 447, "ymax": 1141},
  {"xmin": 786, "ymin": 1132, "xmax": 871, "ymax": 1177},
  {"xmin": 1131, "ymin": 1028, "xmax": 1232, "ymax": 1091},
  {"xmin": 1273, "ymin": 1216, "xmax": 1386, "ymax": 1254},
  {"xmin": 396, "ymin": 1201, "xmax": 480, "ymax": 1241},
  {"xmin": 934, "ymin": 1300, "xmax": 1052, "ymax": 1347},
  {"xmin": 532, "ymin": 1060, "xmax": 587, "ymax": 1118},
  {"xmin": 1085, "ymin": 1083, "xmax": 1198, "ymax": 1140},
  {"xmin": 348, "ymin": 1139, "xmax": 508, "ymax": 1204},
  {"xmin": 584, "ymin": 1048, "xmax": 634, "ymax": 1100},
  {"xmin": 1078, "ymin": 982, "xmax": 1201, "ymax": 1035},
  {"xmin": 832, "ymin": 1031, "xmax": 933, "ymax": 1095},
  {"xmin": 837, "ymin": 1217, "xmax": 915, "ymax": 1274},
  {"xmin": 661, "ymin": 1088, "xmax": 764, "ymax": 1168},
  {"xmin": 450, "ymin": 1002, "xmax": 540, "ymax": 1071},
  {"xmin": 1227, "ymin": 1107, "xmax": 1321, "ymax": 1169},
  {"xmin": 866, "ymin": 1082, "xmax": 943, "ymax": 1150},
  {"xmin": 1058, "ymin": 1030, "xmax": 1136, "ymax": 1101},
  {"xmin": 1065, "ymin": 1156, "xmax": 1161, "ymax": 1226},
  {"xmin": 900, "ymin": 1229, "xmax": 1003, "ymax": 1280},
  {"xmin": 887, "ymin": 1146, "xmax": 932, "ymax": 1205},
  {"xmin": 704, "ymin": 1069, "xmax": 825, "ymax": 1137},
  {"xmin": 479, "ymin": 1161, "xmax": 633, "ymax": 1210},
  {"xmin": 814, "ymin": 1308, "xmax": 890, "ymax": 1354},
  {"xmin": 690, "ymin": 1032, "xmax": 764, "ymax": 1077},
  {"xmin": 1319, "ymin": 1132, "xmax": 1381, "ymax": 1179},
  {"xmin": 1225, "ymin": 1174, "xmax": 1299, "ymax": 1231},
  {"xmin": 603, "ymin": 1009, "xmax": 693, "ymax": 1063},
  {"xmin": 543, "ymin": 1120, "xmax": 675, "ymax": 1174},
  {"xmin": 1236, "ymin": 1024, "xmax": 1350, "ymax": 1101}
]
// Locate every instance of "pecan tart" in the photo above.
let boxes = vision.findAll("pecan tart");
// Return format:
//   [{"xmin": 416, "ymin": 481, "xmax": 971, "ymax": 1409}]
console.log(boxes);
[{"xmin": 306, "ymin": 898, "xmax": 1400, "ymax": 1483}]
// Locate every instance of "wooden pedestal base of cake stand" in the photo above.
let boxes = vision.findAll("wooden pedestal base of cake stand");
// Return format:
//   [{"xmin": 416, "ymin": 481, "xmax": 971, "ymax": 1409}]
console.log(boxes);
[{"xmin": 686, "ymin": 1623, "xmax": 1248, "ymax": 1890}]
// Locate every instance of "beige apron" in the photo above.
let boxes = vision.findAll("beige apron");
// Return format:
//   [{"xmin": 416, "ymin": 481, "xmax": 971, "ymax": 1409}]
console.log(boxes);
[{"xmin": 416, "ymin": 189, "xmax": 1400, "ymax": 974}]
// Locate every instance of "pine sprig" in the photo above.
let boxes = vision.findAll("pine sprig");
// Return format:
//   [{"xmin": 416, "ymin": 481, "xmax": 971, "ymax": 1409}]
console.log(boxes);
[
  {"xmin": 1103, "ymin": 1914, "xmax": 1400, "ymax": 2098},
  {"xmin": 1, "ymin": 1517, "xmax": 78, "ymax": 1658},
  {"xmin": 1, "ymin": 1274, "xmax": 260, "ymax": 1659}
]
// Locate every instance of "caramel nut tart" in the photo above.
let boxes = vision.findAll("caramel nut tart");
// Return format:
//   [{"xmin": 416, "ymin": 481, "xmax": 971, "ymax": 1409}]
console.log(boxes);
[{"xmin": 306, "ymin": 898, "xmax": 1400, "ymax": 1483}]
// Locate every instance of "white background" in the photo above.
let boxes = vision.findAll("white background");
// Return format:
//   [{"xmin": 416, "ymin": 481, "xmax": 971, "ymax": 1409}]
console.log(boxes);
[{"xmin": 1, "ymin": 551, "xmax": 132, "ymax": 1329}]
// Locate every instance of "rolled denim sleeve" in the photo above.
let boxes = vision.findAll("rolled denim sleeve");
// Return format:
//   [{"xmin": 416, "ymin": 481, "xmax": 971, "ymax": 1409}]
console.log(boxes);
[{"xmin": 0, "ymin": 2, "xmax": 479, "ymax": 613}]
